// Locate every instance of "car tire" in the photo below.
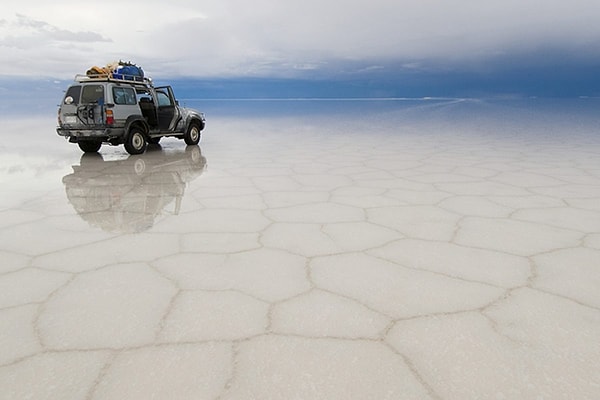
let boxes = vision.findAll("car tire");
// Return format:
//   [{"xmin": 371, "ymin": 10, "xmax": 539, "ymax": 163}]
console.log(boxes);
[
  {"xmin": 124, "ymin": 127, "xmax": 147, "ymax": 155},
  {"xmin": 77, "ymin": 140, "xmax": 102, "ymax": 153},
  {"xmin": 184, "ymin": 122, "xmax": 201, "ymax": 145}
]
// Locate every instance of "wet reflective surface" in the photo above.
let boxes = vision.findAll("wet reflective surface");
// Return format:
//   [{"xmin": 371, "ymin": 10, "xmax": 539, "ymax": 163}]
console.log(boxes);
[
  {"xmin": 63, "ymin": 147, "xmax": 207, "ymax": 233},
  {"xmin": 1, "ymin": 99, "xmax": 600, "ymax": 399}
]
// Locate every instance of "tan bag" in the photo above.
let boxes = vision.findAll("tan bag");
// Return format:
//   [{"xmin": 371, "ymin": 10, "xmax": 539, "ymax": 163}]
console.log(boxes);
[{"xmin": 86, "ymin": 66, "xmax": 108, "ymax": 78}]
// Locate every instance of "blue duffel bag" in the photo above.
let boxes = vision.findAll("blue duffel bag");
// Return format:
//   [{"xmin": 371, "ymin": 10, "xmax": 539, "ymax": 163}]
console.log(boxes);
[{"xmin": 113, "ymin": 65, "xmax": 144, "ymax": 81}]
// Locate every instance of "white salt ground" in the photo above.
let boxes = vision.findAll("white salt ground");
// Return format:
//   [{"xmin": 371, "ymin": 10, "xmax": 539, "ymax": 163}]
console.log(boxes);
[{"xmin": 1, "ymin": 98, "xmax": 599, "ymax": 399}]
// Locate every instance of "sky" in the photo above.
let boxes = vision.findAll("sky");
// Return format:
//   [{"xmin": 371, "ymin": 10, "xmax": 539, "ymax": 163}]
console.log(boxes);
[{"xmin": 1, "ymin": 0, "xmax": 600, "ymax": 97}]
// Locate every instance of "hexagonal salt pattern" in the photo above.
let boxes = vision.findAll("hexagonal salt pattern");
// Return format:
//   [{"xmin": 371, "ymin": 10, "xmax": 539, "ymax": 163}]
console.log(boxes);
[{"xmin": 1, "ymin": 99, "xmax": 600, "ymax": 399}]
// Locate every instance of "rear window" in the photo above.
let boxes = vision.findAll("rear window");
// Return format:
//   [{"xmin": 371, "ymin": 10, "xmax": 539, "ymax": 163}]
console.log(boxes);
[
  {"xmin": 113, "ymin": 87, "xmax": 136, "ymax": 105},
  {"xmin": 64, "ymin": 85, "xmax": 81, "ymax": 104},
  {"xmin": 81, "ymin": 85, "xmax": 104, "ymax": 104}
]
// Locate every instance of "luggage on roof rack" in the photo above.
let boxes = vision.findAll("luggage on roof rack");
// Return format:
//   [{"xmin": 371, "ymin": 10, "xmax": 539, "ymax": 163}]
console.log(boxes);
[
  {"xmin": 80, "ymin": 61, "xmax": 152, "ymax": 86},
  {"xmin": 113, "ymin": 64, "xmax": 144, "ymax": 81}
]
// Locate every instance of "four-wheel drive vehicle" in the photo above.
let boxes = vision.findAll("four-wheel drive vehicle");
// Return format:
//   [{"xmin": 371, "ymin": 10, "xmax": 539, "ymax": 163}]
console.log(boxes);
[{"xmin": 56, "ymin": 74, "xmax": 206, "ymax": 154}]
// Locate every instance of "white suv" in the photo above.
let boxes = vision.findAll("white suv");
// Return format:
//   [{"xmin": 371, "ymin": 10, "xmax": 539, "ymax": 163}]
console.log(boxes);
[{"xmin": 57, "ymin": 74, "xmax": 206, "ymax": 154}]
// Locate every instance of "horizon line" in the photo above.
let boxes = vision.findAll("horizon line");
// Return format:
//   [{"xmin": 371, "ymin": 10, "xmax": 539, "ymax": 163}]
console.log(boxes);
[{"xmin": 178, "ymin": 97, "xmax": 469, "ymax": 101}]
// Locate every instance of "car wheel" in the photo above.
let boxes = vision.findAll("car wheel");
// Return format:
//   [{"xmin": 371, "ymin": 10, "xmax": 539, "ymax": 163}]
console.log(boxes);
[
  {"xmin": 184, "ymin": 122, "xmax": 201, "ymax": 145},
  {"xmin": 77, "ymin": 140, "xmax": 102, "ymax": 153},
  {"xmin": 124, "ymin": 127, "xmax": 147, "ymax": 155}
]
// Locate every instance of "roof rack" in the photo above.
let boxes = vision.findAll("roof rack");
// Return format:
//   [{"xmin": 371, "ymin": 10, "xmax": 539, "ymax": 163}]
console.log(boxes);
[{"xmin": 74, "ymin": 73, "xmax": 153, "ymax": 87}]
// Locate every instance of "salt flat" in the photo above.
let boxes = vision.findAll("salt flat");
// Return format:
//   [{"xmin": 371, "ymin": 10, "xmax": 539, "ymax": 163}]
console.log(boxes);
[{"xmin": 1, "ymin": 98, "xmax": 599, "ymax": 399}]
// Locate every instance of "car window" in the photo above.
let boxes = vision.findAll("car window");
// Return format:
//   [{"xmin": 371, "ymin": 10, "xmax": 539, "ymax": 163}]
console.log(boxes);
[
  {"xmin": 113, "ymin": 87, "xmax": 136, "ymax": 105},
  {"xmin": 64, "ymin": 85, "xmax": 81, "ymax": 104},
  {"xmin": 136, "ymin": 89, "xmax": 152, "ymax": 103},
  {"xmin": 81, "ymin": 85, "xmax": 104, "ymax": 104},
  {"xmin": 156, "ymin": 91, "xmax": 173, "ymax": 107}
]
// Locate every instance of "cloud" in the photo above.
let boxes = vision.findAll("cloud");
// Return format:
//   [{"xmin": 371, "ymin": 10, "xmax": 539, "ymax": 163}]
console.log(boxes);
[
  {"xmin": 135, "ymin": 0, "xmax": 600, "ymax": 78},
  {"xmin": 1, "ymin": 1, "xmax": 600, "ymax": 79},
  {"xmin": 0, "ymin": 14, "xmax": 110, "ymax": 48},
  {"xmin": 0, "ymin": 14, "xmax": 114, "ymax": 76}
]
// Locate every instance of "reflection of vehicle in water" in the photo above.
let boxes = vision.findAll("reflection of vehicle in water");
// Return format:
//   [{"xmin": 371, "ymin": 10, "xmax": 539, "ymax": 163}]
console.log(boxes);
[{"xmin": 62, "ymin": 146, "xmax": 207, "ymax": 233}]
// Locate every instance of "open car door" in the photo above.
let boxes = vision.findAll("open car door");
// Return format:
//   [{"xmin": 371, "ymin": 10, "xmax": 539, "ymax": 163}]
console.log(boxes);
[{"xmin": 155, "ymin": 86, "xmax": 180, "ymax": 131}]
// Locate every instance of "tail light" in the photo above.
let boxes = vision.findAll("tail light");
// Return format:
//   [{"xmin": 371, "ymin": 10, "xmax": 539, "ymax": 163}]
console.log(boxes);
[{"xmin": 106, "ymin": 109, "xmax": 114, "ymax": 125}]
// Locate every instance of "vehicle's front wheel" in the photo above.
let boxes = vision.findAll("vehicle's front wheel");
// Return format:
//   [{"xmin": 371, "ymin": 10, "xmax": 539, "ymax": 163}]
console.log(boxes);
[
  {"xmin": 124, "ymin": 128, "xmax": 147, "ymax": 155},
  {"xmin": 184, "ymin": 122, "xmax": 201, "ymax": 145},
  {"xmin": 77, "ymin": 140, "xmax": 102, "ymax": 153}
]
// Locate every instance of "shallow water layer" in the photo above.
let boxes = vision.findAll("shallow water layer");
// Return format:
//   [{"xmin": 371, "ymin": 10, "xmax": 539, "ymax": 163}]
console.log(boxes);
[{"xmin": 1, "ymin": 99, "xmax": 600, "ymax": 399}]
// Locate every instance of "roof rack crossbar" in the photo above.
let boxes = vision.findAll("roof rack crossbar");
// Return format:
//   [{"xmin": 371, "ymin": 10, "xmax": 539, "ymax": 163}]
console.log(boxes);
[{"xmin": 74, "ymin": 73, "xmax": 153, "ymax": 87}]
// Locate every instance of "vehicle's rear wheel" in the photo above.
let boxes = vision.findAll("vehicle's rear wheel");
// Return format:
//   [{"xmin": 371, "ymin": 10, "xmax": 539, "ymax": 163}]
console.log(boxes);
[
  {"xmin": 184, "ymin": 122, "xmax": 201, "ymax": 145},
  {"xmin": 77, "ymin": 140, "xmax": 102, "ymax": 153},
  {"xmin": 124, "ymin": 127, "xmax": 147, "ymax": 155}
]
